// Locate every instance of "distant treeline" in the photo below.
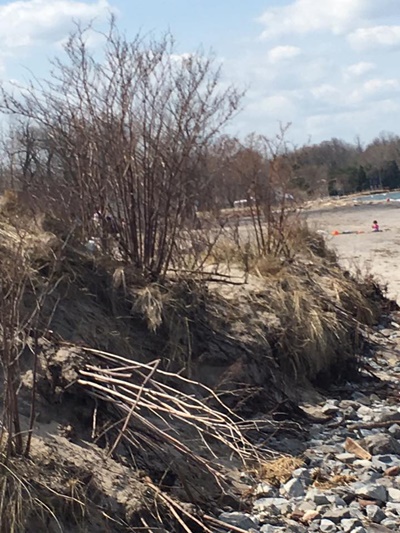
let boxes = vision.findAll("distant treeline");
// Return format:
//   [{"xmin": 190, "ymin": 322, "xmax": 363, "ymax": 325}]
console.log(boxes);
[{"xmin": 198, "ymin": 132, "xmax": 400, "ymax": 208}]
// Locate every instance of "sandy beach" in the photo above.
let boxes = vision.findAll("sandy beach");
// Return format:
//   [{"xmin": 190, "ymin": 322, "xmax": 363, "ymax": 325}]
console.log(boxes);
[{"xmin": 305, "ymin": 202, "xmax": 400, "ymax": 302}]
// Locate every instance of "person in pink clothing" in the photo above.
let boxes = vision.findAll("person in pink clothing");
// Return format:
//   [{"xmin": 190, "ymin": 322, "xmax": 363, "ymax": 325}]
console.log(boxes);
[{"xmin": 372, "ymin": 220, "xmax": 380, "ymax": 232}]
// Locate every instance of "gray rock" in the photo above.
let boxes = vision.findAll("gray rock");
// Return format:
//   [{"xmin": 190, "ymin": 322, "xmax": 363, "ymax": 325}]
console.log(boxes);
[
  {"xmin": 260, "ymin": 526, "xmax": 286, "ymax": 533},
  {"xmin": 341, "ymin": 518, "xmax": 363, "ymax": 532},
  {"xmin": 381, "ymin": 518, "xmax": 400, "ymax": 529},
  {"xmin": 278, "ymin": 501, "xmax": 294, "ymax": 516},
  {"xmin": 292, "ymin": 467, "xmax": 312, "ymax": 486},
  {"xmin": 372, "ymin": 408, "xmax": 400, "ymax": 424},
  {"xmin": 352, "ymin": 528, "xmax": 367, "ymax": 533},
  {"xmin": 306, "ymin": 489, "xmax": 330, "ymax": 506},
  {"xmin": 387, "ymin": 487, "xmax": 400, "ymax": 502},
  {"xmin": 354, "ymin": 459, "xmax": 374, "ymax": 469},
  {"xmin": 285, "ymin": 519, "xmax": 307, "ymax": 532},
  {"xmin": 372, "ymin": 455, "xmax": 398, "ymax": 472},
  {"xmin": 253, "ymin": 497, "xmax": 289, "ymax": 514},
  {"xmin": 360, "ymin": 434, "xmax": 400, "ymax": 455},
  {"xmin": 352, "ymin": 392, "xmax": 371, "ymax": 405},
  {"xmin": 282, "ymin": 478, "xmax": 305, "ymax": 498},
  {"xmin": 344, "ymin": 406, "xmax": 358, "ymax": 420},
  {"xmin": 323, "ymin": 507, "xmax": 351, "ymax": 523},
  {"xmin": 255, "ymin": 482, "xmax": 277, "ymax": 497},
  {"xmin": 322, "ymin": 403, "xmax": 340, "ymax": 415},
  {"xmin": 388, "ymin": 424, "xmax": 400, "ymax": 438},
  {"xmin": 386, "ymin": 501, "xmax": 400, "ymax": 514},
  {"xmin": 358, "ymin": 405, "xmax": 373, "ymax": 417},
  {"xmin": 319, "ymin": 518, "xmax": 337, "ymax": 532},
  {"xmin": 354, "ymin": 484, "xmax": 388, "ymax": 502},
  {"xmin": 366, "ymin": 504, "xmax": 386, "ymax": 523},
  {"xmin": 337, "ymin": 452, "xmax": 357, "ymax": 464},
  {"xmin": 297, "ymin": 500, "xmax": 317, "ymax": 512},
  {"xmin": 327, "ymin": 495, "xmax": 347, "ymax": 507},
  {"xmin": 219, "ymin": 512, "xmax": 258, "ymax": 531}
]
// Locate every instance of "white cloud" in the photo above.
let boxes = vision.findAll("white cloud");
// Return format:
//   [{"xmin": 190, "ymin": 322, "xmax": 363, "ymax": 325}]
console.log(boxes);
[
  {"xmin": 363, "ymin": 78, "xmax": 400, "ymax": 94},
  {"xmin": 258, "ymin": 0, "xmax": 367, "ymax": 39},
  {"xmin": 348, "ymin": 25, "xmax": 400, "ymax": 50},
  {"xmin": 268, "ymin": 45, "xmax": 301, "ymax": 64},
  {"xmin": 311, "ymin": 84, "xmax": 342, "ymax": 103},
  {"xmin": 246, "ymin": 93, "xmax": 298, "ymax": 120},
  {"xmin": 0, "ymin": 0, "xmax": 112, "ymax": 49},
  {"xmin": 345, "ymin": 61, "xmax": 375, "ymax": 76}
]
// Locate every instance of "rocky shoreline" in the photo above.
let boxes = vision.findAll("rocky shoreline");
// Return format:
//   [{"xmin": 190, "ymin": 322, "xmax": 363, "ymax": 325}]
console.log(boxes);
[{"xmin": 218, "ymin": 317, "xmax": 400, "ymax": 533}]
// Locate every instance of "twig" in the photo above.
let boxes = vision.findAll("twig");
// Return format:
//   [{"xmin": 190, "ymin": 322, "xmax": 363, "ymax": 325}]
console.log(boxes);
[{"xmin": 107, "ymin": 359, "xmax": 159, "ymax": 456}]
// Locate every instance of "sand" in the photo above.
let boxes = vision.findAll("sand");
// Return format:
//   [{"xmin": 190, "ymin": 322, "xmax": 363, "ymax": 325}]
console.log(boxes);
[{"xmin": 304, "ymin": 203, "xmax": 400, "ymax": 302}]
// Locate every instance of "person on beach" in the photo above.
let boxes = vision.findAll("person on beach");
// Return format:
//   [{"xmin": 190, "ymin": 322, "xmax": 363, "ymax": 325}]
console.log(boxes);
[{"xmin": 372, "ymin": 220, "xmax": 380, "ymax": 232}]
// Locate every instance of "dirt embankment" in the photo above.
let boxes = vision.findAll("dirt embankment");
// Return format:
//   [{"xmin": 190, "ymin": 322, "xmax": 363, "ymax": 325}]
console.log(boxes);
[{"xmin": 0, "ymin": 201, "xmax": 392, "ymax": 532}]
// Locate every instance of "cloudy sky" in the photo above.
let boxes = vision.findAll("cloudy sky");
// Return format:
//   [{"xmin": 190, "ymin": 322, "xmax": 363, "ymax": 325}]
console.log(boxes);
[{"xmin": 0, "ymin": 0, "xmax": 400, "ymax": 145}]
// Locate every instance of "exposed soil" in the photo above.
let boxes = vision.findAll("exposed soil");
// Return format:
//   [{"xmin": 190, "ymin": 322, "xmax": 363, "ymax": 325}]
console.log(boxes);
[{"xmin": 0, "ymin": 203, "xmax": 395, "ymax": 532}]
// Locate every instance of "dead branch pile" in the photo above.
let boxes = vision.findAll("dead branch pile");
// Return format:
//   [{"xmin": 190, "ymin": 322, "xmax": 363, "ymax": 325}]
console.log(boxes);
[{"xmin": 78, "ymin": 348, "xmax": 266, "ymax": 508}]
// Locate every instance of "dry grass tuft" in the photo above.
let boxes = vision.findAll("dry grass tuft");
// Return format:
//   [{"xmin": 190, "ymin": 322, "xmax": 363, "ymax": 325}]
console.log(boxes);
[
  {"xmin": 131, "ymin": 285, "xmax": 164, "ymax": 332},
  {"xmin": 0, "ymin": 451, "xmax": 62, "ymax": 533},
  {"xmin": 258, "ymin": 456, "xmax": 305, "ymax": 486},
  {"xmin": 312, "ymin": 471, "xmax": 356, "ymax": 489}
]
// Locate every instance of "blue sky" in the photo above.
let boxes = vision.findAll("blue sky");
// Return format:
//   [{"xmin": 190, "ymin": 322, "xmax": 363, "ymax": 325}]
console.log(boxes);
[{"xmin": 1, "ymin": 0, "xmax": 400, "ymax": 146}]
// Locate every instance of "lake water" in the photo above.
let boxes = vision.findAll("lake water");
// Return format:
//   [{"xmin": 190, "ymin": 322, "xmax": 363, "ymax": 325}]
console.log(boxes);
[{"xmin": 355, "ymin": 191, "xmax": 400, "ymax": 202}]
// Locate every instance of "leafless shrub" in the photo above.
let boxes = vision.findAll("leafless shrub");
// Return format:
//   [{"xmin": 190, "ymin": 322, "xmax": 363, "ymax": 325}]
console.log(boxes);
[{"xmin": 0, "ymin": 19, "xmax": 242, "ymax": 279}]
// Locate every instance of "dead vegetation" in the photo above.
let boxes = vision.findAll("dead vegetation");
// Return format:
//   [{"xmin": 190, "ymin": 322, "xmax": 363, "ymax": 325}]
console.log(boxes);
[
  {"xmin": 0, "ymin": 184, "xmax": 389, "ymax": 531},
  {"xmin": 0, "ymin": 19, "xmax": 392, "ymax": 533},
  {"xmin": 258, "ymin": 456, "xmax": 305, "ymax": 487}
]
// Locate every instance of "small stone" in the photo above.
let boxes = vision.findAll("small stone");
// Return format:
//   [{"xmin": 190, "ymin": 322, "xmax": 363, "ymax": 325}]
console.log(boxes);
[
  {"xmin": 352, "ymin": 528, "xmax": 367, "ymax": 533},
  {"xmin": 357, "ymin": 405, "xmax": 373, "ymax": 417},
  {"xmin": 372, "ymin": 455, "xmax": 398, "ymax": 472},
  {"xmin": 355, "ymin": 484, "xmax": 388, "ymax": 502},
  {"xmin": 372, "ymin": 408, "xmax": 400, "ymax": 424},
  {"xmin": 323, "ymin": 508, "xmax": 350, "ymax": 523},
  {"xmin": 361, "ymin": 434, "xmax": 400, "ymax": 455},
  {"xmin": 283, "ymin": 478, "xmax": 305, "ymax": 498},
  {"xmin": 354, "ymin": 459, "xmax": 373, "ymax": 469},
  {"xmin": 370, "ymin": 393, "xmax": 381, "ymax": 402},
  {"xmin": 388, "ymin": 487, "xmax": 400, "ymax": 502},
  {"xmin": 260, "ymin": 526, "xmax": 285, "ymax": 533},
  {"xmin": 322, "ymin": 403, "xmax": 340, "ymax": 415},
  {"xmin": 366, "ymin": 504, "xmax": 386, "ymax": 523},
  {"xmin": 319, "ymin": 518, "xmax": 337, "ymax": 532},
  {"xmin": 255, "ymin": 482, "xmax": 276, "ymax": 497},
  {"xmin": 292, "ymin": 467, "xmax": 312, "ymax": 486},
  {"xmin": 306, "ymin": 489, "xmax": 330, "ymax": 506},
  {"xmin": 386, "ymin": 501, "xmax": 400, "ymax": 514},
  {"xmin": 337, "ymin": 452, "xmax": 356, "ymax": 464},
  {"xmin": 381, "ymin": 518, "xmax": 400, "ymax": 529},
  {"xmin": 302, "ymin": 510, "xmax": 320, "ymax": 523},
  {"xmin": 219, "ymin": 512, "xmax": 258, "ymax": 531},
  {"xmin": 388, "ymin": 424, "xmax": 400, "ymax": 438},
  {"xmin": 358, "ymin": 498, "xmax": 381, "ymax": 508},
  {"xmin": 352, "ymin": 392, "xmax": 371, "ymax": 405},
  {"xmin": 297, "ymin": 501, "xmax": 317, "ymax": 512},
  {"xmin": 341, "ymin": 518, "xmax": 363, "ymax": 532},
  {"xmin": 253, "ymin": 497, "xmax": 288, "ymax": 514},
  {"xmin": 385, "ymin": 465, "xmax": 400, "ymax": 477},
  {"xmin": 327, "ymin": 495, "xmax": 347, "ymax": 507}
]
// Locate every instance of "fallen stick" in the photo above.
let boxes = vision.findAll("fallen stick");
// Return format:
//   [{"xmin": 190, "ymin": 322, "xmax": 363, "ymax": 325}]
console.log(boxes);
[{"xmin": 347, "ymin": 420, "xmax": 400, "ymax": 431}]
